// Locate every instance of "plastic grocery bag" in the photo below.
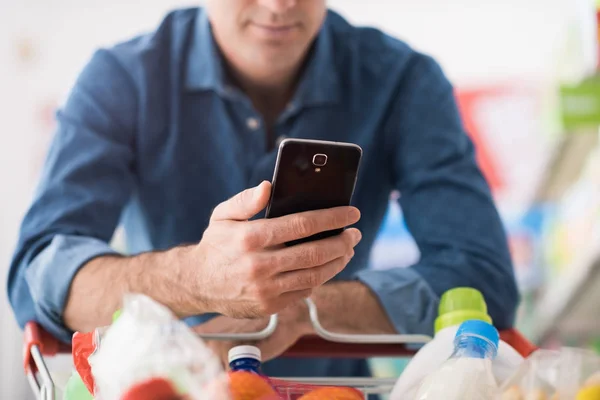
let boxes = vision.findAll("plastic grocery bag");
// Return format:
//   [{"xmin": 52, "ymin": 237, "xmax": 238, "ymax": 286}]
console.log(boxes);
[
  {"xmin": 498, "ymin": 348, "xmax": 600, "ymax": 400},
  {"xmin": 87, "ymin": 294, "xmax": 228, "ymax": 400}
]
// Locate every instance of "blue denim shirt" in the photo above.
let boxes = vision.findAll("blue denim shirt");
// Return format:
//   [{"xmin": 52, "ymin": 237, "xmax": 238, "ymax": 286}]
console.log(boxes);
[{"xmin": 7, "ymin": 8, "xmax": 518, "ymax": 379}]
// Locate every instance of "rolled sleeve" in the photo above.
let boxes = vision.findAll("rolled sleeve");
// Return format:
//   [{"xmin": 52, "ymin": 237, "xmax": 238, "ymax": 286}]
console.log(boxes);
[
  {"xmin": 355, "ymin": 267, "xmax": 439, "ymax": 336},
  {"xmin": 25, "ymin": 236, "xmax": 118, "ymax": 342}
]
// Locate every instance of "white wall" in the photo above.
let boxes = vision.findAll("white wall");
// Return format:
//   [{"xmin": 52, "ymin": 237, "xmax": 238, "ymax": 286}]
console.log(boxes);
[
  {"xmin": 0, "ymin": 0, "xmax": 595, "ymax": 397},
  {"xmin": 329, "ymin": 0, "xmax": 595, "ymax": 85}
]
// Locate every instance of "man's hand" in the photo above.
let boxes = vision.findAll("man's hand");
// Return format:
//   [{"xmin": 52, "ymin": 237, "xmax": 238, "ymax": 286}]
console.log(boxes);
[
  {"xmin": 194, "ymin": 281, "xmax": 398, "ymax": 368},
  {"xmin": 194, "ymin": 301, "xmax": 311, "ymax": 366},
  {"xmin": 64, "ymin": 181, "xmax": 361, "ymax": 333},
  {"xmin": 181, "ymin": 180, "xmax": 362, "ymax": 319}
]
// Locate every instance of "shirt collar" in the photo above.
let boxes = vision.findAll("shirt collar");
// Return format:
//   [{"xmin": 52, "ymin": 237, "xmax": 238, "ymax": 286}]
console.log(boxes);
[
  {"xmin": 185, "ymin": 9, "xmax": 340, "ymax": 107},
  {"xmin": 290, "ymin": 14, "xmax": 341, "ymax": 107},
  {"xmin": 185, "ymin": 9, "xmax": 227, "ymax": 94}
]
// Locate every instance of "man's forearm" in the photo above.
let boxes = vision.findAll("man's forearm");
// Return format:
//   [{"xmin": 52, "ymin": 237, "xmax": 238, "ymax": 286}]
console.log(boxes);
[
  {"xmin": 307, "ymin": 281, "xmax": 396, "ymax": 335},
  {"xmin": 63, "ymin": 245, "xmax": 207, "ymax": 333}
]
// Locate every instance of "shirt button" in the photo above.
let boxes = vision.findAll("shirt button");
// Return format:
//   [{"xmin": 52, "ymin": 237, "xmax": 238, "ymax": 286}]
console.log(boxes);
[{"xmin": 246, "ymin": 117, "xmax": 260, "ymax": 130}]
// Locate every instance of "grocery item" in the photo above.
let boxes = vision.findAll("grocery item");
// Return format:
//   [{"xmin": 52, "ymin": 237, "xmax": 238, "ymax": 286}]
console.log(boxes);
[
  {"xmin": 87, "ymin": 293, "xmax": 226, "ymax": 400},
  {"xmin": 227, "ymin": 346, "xmax": 278, "ymax": 400},
  {"xmin": 119, "ymin": 378, "xmax": 182, "ymax": 400},
  {"xmin": 63, "ymin": 370, "xmax": 93, "ymax": 400},
  {"xmin": 499, "ymin": 348, "xmax": 600, "ymax": 400},
  {"xmin": 229, "ymin": 346, "xmax": 263, "ymax": 375},
  {"xmin": 584, "ymin": 371, "xmax": 600, "ymax": 387},
  {"xmin": 71, "ymin": 309, "xmax": 123, "ymax": 397},
  {"xmin": 227, "ymin": 371, "xmax": 278, "ymax": 400},
  {"xmin": 297, "ymin": 386, "xmax": 364, "ymax": 400},
  {"xmin": 500, "ymin": 386, "xmax": 557, "ymax": 400},
  {"xmin": 390, "ymin": 287, "xmax": 523, "ymax": 400},
  {"xmin": 413, "ymin": 319, "xmax": 500, "ymax": 400},
  {"xmin": 576, "ymin": 385, "xmax": 600, "ymax": 400}
]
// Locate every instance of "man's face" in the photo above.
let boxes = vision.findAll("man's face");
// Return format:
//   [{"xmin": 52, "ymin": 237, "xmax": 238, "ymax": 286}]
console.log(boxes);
[{"xmin": 205, "ymin": 0, "xmax": 327, "ymax": 75}]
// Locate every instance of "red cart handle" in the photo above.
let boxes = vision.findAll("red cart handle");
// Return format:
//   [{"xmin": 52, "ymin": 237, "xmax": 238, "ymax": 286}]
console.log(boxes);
[
  {"xmin": 283, "ymin": 328, "xmax": 537, "ymax": 359},
  {"xmin": 499, "ymin": 328, "xmax": 538, "ymax": 358},
  {"xmin": 23, "ymin": 322, "xmax": 71, "ymax": 373},
  {"xmin": 23, "ymin": 321, "xmax": 537, "ymax": 374}
]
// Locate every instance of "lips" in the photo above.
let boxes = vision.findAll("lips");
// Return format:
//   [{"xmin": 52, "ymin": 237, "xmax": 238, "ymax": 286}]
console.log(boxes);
[
  {"xmin": 249, "ymin": 22, "xmax": 300, "ymax": 40},
  {"xmin": 254, "ymin": 23, "xmax": 295, "ymax": 31}
]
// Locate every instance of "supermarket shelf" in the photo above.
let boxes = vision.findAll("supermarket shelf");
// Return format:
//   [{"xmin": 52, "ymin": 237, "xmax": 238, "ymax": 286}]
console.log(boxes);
[
  {"xmin": 531, "ymin": 244, "xmax": 600, "ymax": 343},
  {"xmin": 528, "ymin": 127, "xmax": 600, "ymax": 344},
  {"xmin": 534, "ymin": 130, "xmax": 599, "ymax": 203}
]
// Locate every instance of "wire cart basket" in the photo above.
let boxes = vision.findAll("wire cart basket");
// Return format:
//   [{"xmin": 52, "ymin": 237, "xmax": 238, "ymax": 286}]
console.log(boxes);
[{"xmin": 23, "ymin": 298, "xmax": 537, "ymax": 400}]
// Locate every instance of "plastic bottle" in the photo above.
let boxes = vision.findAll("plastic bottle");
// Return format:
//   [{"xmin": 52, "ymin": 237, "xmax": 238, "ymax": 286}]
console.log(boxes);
[
  {"xmin": 228, "ymin": 345, "xmax": 262, "ymax": 374},
  {"xmin": 390, "ymin": 287, "xmax": 524, "ymax": 400},
  {"xmin": 227, "ymin": 345, "xmax": 279, "ymax": 400},
  {"xmin": 413, "ymin": 320, "xmax": 499, "ymax": 400}
]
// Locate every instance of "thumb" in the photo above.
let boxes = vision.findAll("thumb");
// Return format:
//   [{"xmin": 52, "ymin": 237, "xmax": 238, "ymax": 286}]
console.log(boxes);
[{"xmin": 210, "ymin": 181, "xmax": 271, "ymax": 222}]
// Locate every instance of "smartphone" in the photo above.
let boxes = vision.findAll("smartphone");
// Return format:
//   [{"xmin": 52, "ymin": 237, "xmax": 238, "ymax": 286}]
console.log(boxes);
[{"xmin": 265, "ymin": 138, "xmax": 363, "ymax": 246}]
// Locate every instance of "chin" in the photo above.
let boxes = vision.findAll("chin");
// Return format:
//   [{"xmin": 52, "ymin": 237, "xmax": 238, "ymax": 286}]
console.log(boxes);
[
  {"xmin": 257, "ymin": 48, "xmax": 305, "ymax": 68},
  {"xmin": 262, "ymin": 59, "xmax": 299, "ymax": 80}
]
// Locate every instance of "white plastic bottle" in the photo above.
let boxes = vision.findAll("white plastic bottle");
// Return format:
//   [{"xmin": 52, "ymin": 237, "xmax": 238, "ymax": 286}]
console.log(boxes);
[
  {"xmin": 390, "ymin": 288, "xmax": 523, "ymax": 400},
  {"xmin": 413, "ymin": 319, "xmax": 499, "ymax": 399}
]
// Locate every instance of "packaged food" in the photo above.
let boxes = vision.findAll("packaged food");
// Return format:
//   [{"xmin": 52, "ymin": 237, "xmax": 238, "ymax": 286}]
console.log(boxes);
[
  {"xmin": 86, "ymin": 293, "xmax": 227, "ymax": 400},
  {"xmin": 498, "ymin": 348, "xmax": 600, "ymax": 400}
]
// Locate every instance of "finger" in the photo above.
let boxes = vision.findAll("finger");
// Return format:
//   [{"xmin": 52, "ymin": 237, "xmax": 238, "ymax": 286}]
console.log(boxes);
[
  {"xmin": 276, "ymin": 289, "xmax": 313, "ymax": 309},
  {"xmin": 262, "ymin": 228, "xmax": 361, "ymax": 274},
  {"xmin": 275, "ymin": 254, "xmax": 353, "ymax": 293},
  {"xmin": 248, "ymin": 206, "xmax": 361, "ymax": 248},
  {"xmin": 211, "ymin": 181, "xmax": 271, "ymax": 222}
]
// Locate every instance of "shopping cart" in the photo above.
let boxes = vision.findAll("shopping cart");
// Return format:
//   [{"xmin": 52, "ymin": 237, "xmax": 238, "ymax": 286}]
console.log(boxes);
[{"xmin": 23, "ymin": 298, "xmax": 537, "ymax": 400}]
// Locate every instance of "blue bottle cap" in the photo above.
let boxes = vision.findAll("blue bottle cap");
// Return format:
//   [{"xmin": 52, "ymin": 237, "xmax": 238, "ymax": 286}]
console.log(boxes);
[
  {"xmin": 455, "ymin": 319, "xmax": 499, "ymax": 350},
  {"xmin": 228, "ymin": 345, "xmax": 261, "ymax": 364}
]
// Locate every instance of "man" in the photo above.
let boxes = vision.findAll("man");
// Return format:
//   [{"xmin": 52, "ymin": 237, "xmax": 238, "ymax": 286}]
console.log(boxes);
[{"xmin": 8, "ymin": 0, "xmax": 519, "ymax": 380}]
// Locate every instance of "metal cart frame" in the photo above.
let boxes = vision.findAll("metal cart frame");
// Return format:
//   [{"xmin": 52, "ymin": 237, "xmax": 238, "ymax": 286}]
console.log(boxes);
[{"xmin": 23, "ymin": 298, "xmax": 537, "ymax": 399}]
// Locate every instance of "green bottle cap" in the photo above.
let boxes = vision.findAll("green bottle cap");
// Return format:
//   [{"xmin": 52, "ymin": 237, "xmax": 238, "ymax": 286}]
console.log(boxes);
[
  {"xmin": 112, "ymin": 309, "xmax": 121, "ymax": 322},
  {"xmin": 434, "ymin": 287, "xmax": 492, "ymax": 334}
]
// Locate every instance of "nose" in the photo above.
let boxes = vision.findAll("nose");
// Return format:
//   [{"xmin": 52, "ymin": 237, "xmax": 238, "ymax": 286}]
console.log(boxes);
[{"xmin": 256, "ymin": 0, "xmax": 297, "ymax": 13}]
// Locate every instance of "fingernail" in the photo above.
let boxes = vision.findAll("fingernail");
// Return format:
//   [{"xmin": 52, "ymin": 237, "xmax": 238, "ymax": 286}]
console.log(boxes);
[
  {"xmin": 254, "ymin": 181, "xmax": 267, "ymax": 200},
  {"xmin": 348, "ymin": 207, "xmax": 360, "ymax": 221},
  {"xmin": 352, "ymin": 229, "xmax": 362, "ymax": 243}
]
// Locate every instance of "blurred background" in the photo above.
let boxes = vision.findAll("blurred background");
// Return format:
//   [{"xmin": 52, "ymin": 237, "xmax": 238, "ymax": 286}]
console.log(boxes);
[{"xmin": 1, "ymin": 0, "xmax": 599, "ymax": 397}]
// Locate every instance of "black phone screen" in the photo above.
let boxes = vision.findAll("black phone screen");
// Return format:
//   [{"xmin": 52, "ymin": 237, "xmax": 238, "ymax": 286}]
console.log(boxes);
[{"xmin": 265, "ymin": 139, "xmax": 362, "ymax": 245}]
